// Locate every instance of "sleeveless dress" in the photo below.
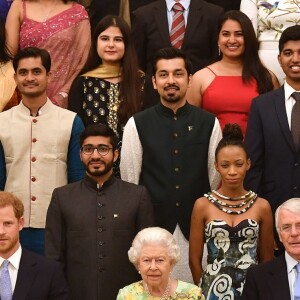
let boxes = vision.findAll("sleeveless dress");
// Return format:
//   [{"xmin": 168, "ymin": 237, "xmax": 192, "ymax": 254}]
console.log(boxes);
[
  {"xmin": 202, "ymin": 68, "xmax": 258, "ymax": 135},
  {"xmin": 201, "ymin": 219, "xmax": 259, "ymax": 300},
  {"xmin": 19, "ymin": 0, "xmax": 91, "ymax": 107}
]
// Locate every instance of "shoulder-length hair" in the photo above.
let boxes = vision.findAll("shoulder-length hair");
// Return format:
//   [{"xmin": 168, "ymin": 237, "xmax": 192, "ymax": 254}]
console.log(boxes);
[
  {"xmin": 0, "ymin": 17, "xmax": 13, "ymax": 63},
  {"xmin": 81, "ymin": 15, "xmax": 142, "ymax": 124},
  {"xmin": 218, "ymin": 10, "xmax": 274, "ymax": 94}
]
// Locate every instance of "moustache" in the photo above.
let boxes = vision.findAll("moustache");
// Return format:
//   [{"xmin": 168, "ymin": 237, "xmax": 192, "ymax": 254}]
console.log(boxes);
[
  {"xmin": 88, "ymin": 159, "xmax": 105, "ymax": 164},
  {"xmin": 164, "ymin": 84, "xmax": 179, "ymax": 91}
]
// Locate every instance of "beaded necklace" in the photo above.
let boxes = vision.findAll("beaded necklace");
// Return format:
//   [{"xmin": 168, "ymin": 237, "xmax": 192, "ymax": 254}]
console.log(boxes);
[
  {"xmin": 205, "ymin": 191, "xmax": 258, "ymax": 214},
  {"xmin": 144, "ymin": 279, "xmax": 170, "ymax": 299},
  {"xmin": 212, "ymin": 190, "xmax": 253, "ymax": 201}
]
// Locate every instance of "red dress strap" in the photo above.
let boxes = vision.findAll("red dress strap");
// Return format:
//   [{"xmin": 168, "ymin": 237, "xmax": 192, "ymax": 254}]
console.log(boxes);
[
  {"xmin": 22, "ymin": 0, "xmax": 27, "ymax": 19},
  {"xmin": 206, "ymin": 67, "xmax": 217, "ymax": 76}
]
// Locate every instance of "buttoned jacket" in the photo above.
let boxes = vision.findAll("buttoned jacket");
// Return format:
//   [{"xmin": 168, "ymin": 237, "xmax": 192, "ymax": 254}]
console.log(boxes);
[{"xmin": 45, "ymin": 175, "xmax": 155, "ymax": 300}]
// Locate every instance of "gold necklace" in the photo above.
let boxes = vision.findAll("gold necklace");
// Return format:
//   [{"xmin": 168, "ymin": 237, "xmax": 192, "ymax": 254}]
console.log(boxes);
[{"xmin": 42, "ymin": 0, "xmax": 60, "ymax": 22}]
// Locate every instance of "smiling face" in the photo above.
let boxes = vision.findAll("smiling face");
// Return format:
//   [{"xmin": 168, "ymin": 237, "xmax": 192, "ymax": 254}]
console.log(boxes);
[
  {"xmin": 14, "ymin": 56, "xmax": 49, "ymax": 99},
  {"xmin": 0, "ymin": 205, "xmax": 24, "ymax": 259},
  {"xmin": 278, "ymin": 40, "xmax": 300, "ymax": 88},
  {"xmin": 215, "ymin": 145, "xmax": 250, "ymax": 188},
  {"xmin": 278, "ymin": 208, "xmax": 300, "ymax": 260},
  {"xmin": 152, "ymin": 58, "xmax": 191, "ymax": 107},
  {"xmin": 218, "ymin": 19, "xmax": 245, "ymax": 59},
  {"xmin": 96, "ymin": 26, "xmax": 125, "ymax": 66},
  {"xmin": 138, "ymin": 244, "xmax": 173, "ymax": 290}
]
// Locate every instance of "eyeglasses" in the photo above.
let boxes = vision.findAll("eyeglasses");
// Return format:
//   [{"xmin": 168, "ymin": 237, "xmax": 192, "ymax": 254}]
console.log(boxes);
[
  {"xmin": 279, "ymin": 223, "xmax": 300, "ymax": 233},
  {"xmin": 81, "ymin": 145, "xmax": 113, "ymax": 156}
]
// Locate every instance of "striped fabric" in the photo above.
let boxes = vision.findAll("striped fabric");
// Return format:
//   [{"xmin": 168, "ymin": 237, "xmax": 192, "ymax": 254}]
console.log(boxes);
[{"xmin": 170, "ymin": 1, "xmax": 185, "ymax": 49}]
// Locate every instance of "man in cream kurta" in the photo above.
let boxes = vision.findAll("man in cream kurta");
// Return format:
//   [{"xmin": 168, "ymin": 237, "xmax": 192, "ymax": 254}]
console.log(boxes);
[{"xmin": 0, "ymin": 47, "xmax": 85, "ymax": 255}]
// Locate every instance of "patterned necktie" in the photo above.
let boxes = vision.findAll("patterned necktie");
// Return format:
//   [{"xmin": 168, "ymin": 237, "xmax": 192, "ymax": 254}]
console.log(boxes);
[
  {"xmin": 291, "ymin": 92, "xmax": 300, "ymax": 149},
  {"xmin": 0, "ymin": 260, "xmax": 12, "ymax": 300},
  {"xmin": 170, "ymin": 1, "xmax": 185, "ymax": 49}
]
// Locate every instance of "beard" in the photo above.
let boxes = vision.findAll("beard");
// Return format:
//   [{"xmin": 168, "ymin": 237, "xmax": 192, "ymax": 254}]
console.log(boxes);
[
  {"xmin": 162, "ymin": 85, "xmax": 181, "ymax": 103},
  {"xmin": 162, "ymin": 93, "xmax": 181, "ymax": 103},
  {"xmin": 85, "ymin": 159, "xmax": 114, "ymax": 177}
]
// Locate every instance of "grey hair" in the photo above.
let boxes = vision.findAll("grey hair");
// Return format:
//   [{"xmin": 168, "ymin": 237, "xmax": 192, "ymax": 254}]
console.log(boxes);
[
  {"xmin": 128, "ymin": 227, "xmax": 180, "ymax": 269},
  {"xmin": 275, "ymin": 198, "xmax": 300, "ymax": 232}
]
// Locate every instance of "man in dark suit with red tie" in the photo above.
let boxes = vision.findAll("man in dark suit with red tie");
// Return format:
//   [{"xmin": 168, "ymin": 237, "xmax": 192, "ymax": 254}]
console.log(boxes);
[
  {"xmin": 245, "ymin": 25, "xmax": 300, "ymax": 255},
  {"xmin": 0, "ymin": 191, "xmax": 69, "ymax": 300},
  {"xmin": 132, "ymin": 0, "xmax": 223, "ymax": 107}
]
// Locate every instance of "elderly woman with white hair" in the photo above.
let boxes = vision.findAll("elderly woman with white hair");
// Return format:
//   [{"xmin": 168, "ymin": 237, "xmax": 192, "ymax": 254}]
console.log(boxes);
[{"xmin": 117, "ymin": 227, "xmax": 204, "ymax": 299}]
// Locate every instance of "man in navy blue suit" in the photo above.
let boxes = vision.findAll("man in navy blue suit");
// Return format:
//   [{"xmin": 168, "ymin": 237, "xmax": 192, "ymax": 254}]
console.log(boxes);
[
  {"xmin": 245, "ymin": 25, "xmax": 300, "ymax": 255},
  {"xmin": 242, "ymin": 198, "xmax": 300, "ymax": 300},
  {"xmin": 0, "ymin": 191, "xmax": 69, "ymax": 300}
]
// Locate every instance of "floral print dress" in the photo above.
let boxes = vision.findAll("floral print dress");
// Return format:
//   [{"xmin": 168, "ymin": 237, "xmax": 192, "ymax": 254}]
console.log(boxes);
[
  {"xmin": 117, "ymin": 280, "xmax": 204, "ymax": 300},
  {"xmin": 240, "ymin": 0, "xmax": 300, "ymax": 83}
]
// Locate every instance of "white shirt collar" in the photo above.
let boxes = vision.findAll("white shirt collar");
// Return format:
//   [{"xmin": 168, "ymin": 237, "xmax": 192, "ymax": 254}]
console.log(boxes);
[
  {"xmin": 166, "ymin": 0, "xmax": 190, "ymax": 12},
  {"xmin": 0, "ymin": 245, "xmax": 22, "ymax": 271},
  {"xmin": 284, "ymin": 81, "xmax": 300, "ymax": 102},
  {"xmin": 285, "ymin": 251, "xmax": 299, "ymax": 274}
]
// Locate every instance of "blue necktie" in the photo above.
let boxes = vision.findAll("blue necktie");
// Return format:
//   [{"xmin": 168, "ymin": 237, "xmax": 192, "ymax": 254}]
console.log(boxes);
[
  {"xmin": 0, "ymin": 260, "xmax": 12, "ymax": 300},
  {"xmin": 294, "ymin": 263, "xmax": 300, "ymax": 300}
]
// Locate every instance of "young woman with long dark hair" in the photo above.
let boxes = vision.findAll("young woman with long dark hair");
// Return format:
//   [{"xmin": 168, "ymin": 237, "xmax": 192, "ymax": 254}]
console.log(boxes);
[
  {"xmin": 68, "ymin": 15, "xmax": 144, "ymax": 177},
  {"xmin": 187, "ymin": 10, "xmax": 279, "ymax": 135}
]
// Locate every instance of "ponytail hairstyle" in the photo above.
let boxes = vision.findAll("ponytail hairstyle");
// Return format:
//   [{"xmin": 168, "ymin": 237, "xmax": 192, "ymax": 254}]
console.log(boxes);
[{"xmin": 215, "ymin": 123, "xmax": 248, "ymax": 161}]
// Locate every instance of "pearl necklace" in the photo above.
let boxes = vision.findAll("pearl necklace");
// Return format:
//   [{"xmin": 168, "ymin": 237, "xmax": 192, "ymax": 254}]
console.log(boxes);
[{"xmin": 144, "ymin": 279, "xmax": 170, "ymax": 299}]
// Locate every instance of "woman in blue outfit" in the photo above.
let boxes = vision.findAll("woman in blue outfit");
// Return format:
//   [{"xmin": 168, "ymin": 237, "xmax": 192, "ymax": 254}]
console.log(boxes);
[
  {"xmin": 189, "ymin": 123, "xmax": 274, "ymax": 299},
  {"xmin": 0, "ymin": 0, "xmax": 13, "ymax": 22}
]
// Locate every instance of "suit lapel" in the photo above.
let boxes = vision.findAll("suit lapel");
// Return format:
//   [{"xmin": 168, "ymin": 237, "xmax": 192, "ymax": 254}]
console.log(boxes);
[
  {"xmin": 274, "ymin": 86, "xmax": 296, "ymax": 152},
  {"xmin": 267, "ymin": 255, "xmax": 291, "ymax": 299},
  {"xmin": 182, "ymin": 0, "xmax": 203, "ymax": 48},
  {"xmin": 153, "ymin": 1, "xmax": 171, "ymax": 46},
  {"xmin": 13, "ymin": 250, "xmax": 38, "ymax": 300}
]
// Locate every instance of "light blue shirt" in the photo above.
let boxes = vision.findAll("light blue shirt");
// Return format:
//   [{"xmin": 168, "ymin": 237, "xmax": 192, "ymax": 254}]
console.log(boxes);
[
  {"xmin": 165, "ymin": 0, "xmax": 191, "ymax": 31},
  {"xmin": 285, "ymin": 251, "xmax": 299, "ymax": 300}
]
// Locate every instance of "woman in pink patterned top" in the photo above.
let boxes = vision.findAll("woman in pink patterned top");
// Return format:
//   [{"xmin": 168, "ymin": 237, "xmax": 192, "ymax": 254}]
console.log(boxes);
[{"xmin": 6, "ymin": 0, "xmax": 91, "ymax": 108}]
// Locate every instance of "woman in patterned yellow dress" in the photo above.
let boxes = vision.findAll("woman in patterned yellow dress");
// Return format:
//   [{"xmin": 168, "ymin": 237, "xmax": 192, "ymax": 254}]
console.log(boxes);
[
  {"xmin": 117, "ymin": 227, "xmax": 204, "ymax": 300},
  {"xmin": 69, "ymin": 15, "xmax": 144, "ymax": 177}
]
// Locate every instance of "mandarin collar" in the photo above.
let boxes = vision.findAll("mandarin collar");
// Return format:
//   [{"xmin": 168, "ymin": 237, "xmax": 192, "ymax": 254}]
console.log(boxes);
[
  {"xmin": 156, "ymin": 101, "xmax": 190, "ymax": 117},
  {"xmin": 19, "ymin": 98, "xmax": 53, "ymax": 116},
  {"xmin": 83, "ymin": 174, "xmax": 116, "ymax": 191}
]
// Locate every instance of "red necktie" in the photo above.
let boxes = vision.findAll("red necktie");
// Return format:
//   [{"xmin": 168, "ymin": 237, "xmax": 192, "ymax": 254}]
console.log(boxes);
[{"xmin": 170, "ymin": 1, "xmax": 185, "ymax": 49}]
